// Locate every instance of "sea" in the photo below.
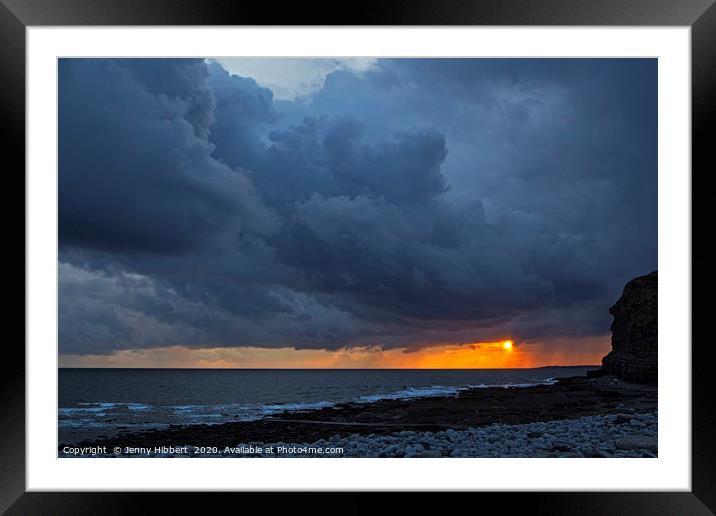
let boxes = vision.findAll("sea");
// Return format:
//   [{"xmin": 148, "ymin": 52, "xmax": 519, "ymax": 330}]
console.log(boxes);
[{"xmin": 58, "ymin": 366, "xmax": 598, "ymax": 444}]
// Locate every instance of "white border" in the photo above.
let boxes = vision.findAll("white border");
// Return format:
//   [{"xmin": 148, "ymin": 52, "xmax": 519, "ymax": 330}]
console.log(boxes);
[{"xmin": 27, "ymin": 27, "xmax": 691, "ymax": 491}]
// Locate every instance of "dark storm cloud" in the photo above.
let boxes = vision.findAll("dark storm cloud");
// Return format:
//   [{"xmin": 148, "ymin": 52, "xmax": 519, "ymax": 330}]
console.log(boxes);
[
  {"xmin": 253, "ymin": 118, "xmax": 448, "ymax": 208},
  {"xmin": 58, "ymin": 58, "xmax": 657, "ymax": 354},
  {"xmin": 59, "ymin": 59, "xmax": 275, "ymax": 255},
  {"xmin": 206, "ymin": 61, "xmax": 278, "ymax": 170}
]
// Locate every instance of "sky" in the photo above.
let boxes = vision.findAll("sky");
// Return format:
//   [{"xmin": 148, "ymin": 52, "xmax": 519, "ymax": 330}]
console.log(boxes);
[{"xmin": 57, "ymin": 58, "xmax": 657, "ymax": 368}]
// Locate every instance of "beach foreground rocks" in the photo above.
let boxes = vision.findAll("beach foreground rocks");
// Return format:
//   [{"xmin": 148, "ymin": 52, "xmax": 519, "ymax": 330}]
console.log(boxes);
[
  {"xmin": 270, "ymin": 411, "xmax": 658, "ymax": 458},
  {"xmin": 106, "ymin": 411, "xmax": 658, "ymax": 458}
]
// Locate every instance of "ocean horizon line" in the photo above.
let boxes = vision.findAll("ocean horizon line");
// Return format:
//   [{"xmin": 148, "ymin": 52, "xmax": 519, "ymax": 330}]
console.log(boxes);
[{"xmin": 58, "ymin": 365, "xmax": 600, "ymax": 371}]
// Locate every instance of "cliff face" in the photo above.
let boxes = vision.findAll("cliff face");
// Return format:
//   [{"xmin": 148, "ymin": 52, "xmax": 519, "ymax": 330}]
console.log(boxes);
[{"xmin": 601, "ymin": 271, "xmax": 658, "ymax": 384}]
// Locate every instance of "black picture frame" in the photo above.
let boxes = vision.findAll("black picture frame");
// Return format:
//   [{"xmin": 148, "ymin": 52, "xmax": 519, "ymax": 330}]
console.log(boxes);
[{"xmin": 1, "ymin": 0, "xmax": 710, "ymax": 513}]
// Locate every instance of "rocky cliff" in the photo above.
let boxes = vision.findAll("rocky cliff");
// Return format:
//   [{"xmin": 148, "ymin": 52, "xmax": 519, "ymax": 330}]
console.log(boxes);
[{"xmin": 601, "ymin": 271, "xmax": 658, "ymax": 384}]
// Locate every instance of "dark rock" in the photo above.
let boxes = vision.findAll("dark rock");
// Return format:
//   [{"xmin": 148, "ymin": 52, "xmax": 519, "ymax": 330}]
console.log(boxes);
[
  {"xmin": 615, "ymin": 436, "xmax": 658, "ymax": 453},
  {"xmin": 602, "ymin": 271, "xmax": 657, "ymax": 384},
  {"xmin": 586, "ymin": 368, "xmax": 609, "ymax": 378},
  {"xmin": 614, "ymin": 413, "xmax": 635, "ymax": 424},
  {"xmin": 551, "ymin": 440, "xmax": 573, "ymax": 452},
  {"xmin": 593, "ymin": 386, "xmax": 625, "ymax": 398},
  {"xmin": 556, "ymin": 376, "xmax": 589, "ymax": 386},
  {"xmin": 592, "ymin": 448, "xmax": 614, "ymax": 458}
]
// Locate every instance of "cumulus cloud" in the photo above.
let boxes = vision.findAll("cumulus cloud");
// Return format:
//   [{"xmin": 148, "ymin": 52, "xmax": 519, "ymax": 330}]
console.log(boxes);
[
  {"xmin": 214, "ymin": 58, "xmax": 378, "ymax": 100},
  {"xmin": 58, "ymin": 58, "xmax": 657, "ymax": 355},
  {"xmin": 59, "ymin": 59, "xmax": 276, "ymax": 255}
]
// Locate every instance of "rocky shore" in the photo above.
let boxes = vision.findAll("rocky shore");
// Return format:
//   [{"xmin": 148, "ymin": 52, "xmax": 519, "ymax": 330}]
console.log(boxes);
[
  {"xmin": 284, "ymin": 411, "xmax": 657, "ymax": 458},
  {"xmin": 60, "ymin": 374, "xmax": 657, "ymax": 458},
  {"xmin": 98, "ymin": 410, "xmax": 657, "ymax": 458}
]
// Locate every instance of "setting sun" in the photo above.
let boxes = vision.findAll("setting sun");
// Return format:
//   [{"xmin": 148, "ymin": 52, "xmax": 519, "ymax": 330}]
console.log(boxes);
[{"xmin": 502, "ymin": 340, "xmax": 514, "ymax": 351}]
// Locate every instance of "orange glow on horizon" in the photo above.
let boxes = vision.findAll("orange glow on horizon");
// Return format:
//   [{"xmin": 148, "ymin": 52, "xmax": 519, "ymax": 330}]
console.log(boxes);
[{"xmin": 59, "ymin": 335, "xmax": 611, "ymax": 369}]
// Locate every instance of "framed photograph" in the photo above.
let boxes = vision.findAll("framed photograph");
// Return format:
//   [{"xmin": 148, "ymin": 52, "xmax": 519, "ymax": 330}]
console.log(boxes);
[{"xmin": 2, "ymin": 0, "xmax": 710, "ymax": 512}]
